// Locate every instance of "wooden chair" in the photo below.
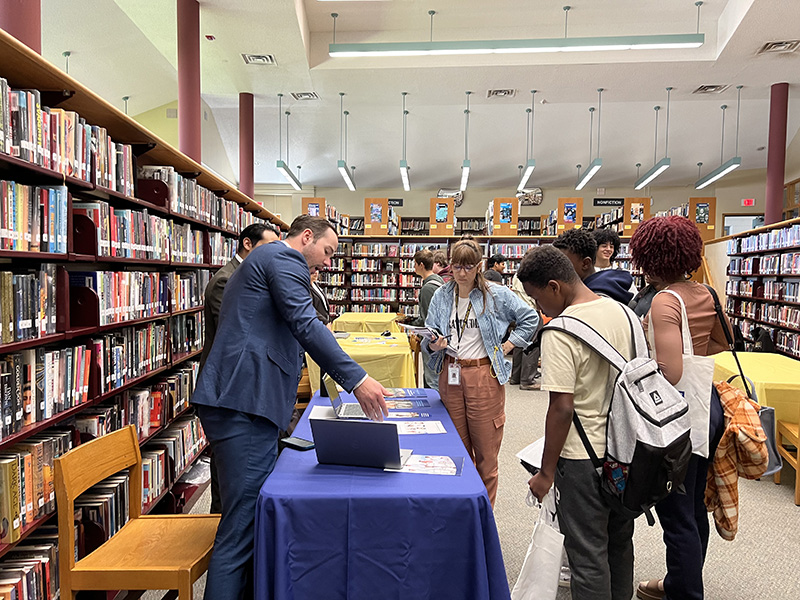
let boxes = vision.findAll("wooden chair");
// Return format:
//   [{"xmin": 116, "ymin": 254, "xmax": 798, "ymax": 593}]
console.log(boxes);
[
  {"xmin": 55, "ymin": 425, "xmax": 220, "ymax": 600},
  {"xmin": 296, "ymin": 366, "xmax": 312, "ymax": 411},
  {"xmin": 774, "ymin": 403, "xmax": 800, "ymax": 505}
]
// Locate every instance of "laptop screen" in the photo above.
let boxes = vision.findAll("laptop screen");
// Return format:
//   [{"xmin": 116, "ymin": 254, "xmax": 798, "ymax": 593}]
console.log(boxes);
[{"xmin": 323, "ymin": 376, "xmax": 343, "ymax": 411}]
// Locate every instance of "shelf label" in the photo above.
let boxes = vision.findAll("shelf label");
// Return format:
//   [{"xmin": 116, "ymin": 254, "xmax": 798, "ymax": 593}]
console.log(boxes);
[{"xmin": 446, "ymin": 224, "xmax": 453, "ymax": 229}]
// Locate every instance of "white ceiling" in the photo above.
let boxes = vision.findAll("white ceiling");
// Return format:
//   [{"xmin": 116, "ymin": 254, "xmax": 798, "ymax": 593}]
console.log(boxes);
[{"xmin": 39, "ymin": 0, "xmax": 800, "ymax": 191}]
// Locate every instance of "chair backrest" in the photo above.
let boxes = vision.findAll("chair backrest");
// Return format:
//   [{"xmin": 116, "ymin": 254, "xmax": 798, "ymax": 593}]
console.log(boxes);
[{"xmin": 55, "ymin": 425, "xmax": 143, "ymax": 574}]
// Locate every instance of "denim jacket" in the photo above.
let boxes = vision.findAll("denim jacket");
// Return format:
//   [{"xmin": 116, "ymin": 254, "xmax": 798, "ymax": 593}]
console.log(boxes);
[{"xmin": 422, "ymin": 281, "xmax": 539, "ymax": 384}]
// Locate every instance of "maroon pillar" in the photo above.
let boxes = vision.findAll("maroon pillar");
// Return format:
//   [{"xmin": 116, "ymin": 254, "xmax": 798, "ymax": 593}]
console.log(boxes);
[
  {"xmin": 239, "ymin": 92, "xmax": 254, "ymax": 198},
  {"xmin": 765, "ymin": 82, "xmax": 789, "ymax": 225},
  {"xmin": 177, "ymin": 0, "xmax": 201, "ymax": 162},
  {"xmin": 0, "ymin": 0, "xmax": 41, "ymax": 54}
]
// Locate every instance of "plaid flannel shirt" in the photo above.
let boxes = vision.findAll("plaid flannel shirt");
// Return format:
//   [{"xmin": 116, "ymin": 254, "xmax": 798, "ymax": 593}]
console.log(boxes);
[{"xmin": 704, "ymin": 381, "xmax": 769, "ymax": 541}]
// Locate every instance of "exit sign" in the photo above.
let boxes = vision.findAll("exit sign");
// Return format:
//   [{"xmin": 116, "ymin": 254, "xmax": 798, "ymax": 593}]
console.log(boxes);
[{"xmin": 742, "ymin": 198, "xmax": 756, "ymax": 207}]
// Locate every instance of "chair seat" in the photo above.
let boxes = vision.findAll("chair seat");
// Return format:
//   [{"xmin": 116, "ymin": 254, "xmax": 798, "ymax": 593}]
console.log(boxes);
[
  {"xmin": 75, "ymin": 514, "xmax": 220, "ymax": 574},
  {"xmin": 777, "ymin": 420, "xmax": 798, "ymax": 441}
]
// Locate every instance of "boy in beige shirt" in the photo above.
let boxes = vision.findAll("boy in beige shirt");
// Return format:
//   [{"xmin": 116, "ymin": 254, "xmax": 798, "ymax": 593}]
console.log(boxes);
[{"xmin": 517, "ymin": 245, "xmax": 637, "ymax": 600}]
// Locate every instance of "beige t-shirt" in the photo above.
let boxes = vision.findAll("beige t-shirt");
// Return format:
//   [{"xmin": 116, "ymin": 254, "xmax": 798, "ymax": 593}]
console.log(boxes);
[{"xmin": 540, "ymin": 298, "xmax": 634, "ymax": 460}]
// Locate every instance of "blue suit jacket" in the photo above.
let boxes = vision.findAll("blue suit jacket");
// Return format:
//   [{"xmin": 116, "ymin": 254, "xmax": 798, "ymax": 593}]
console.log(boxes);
[{"xmin": 191, "ymin": 241, "xmax": 367, "ymax": 429}]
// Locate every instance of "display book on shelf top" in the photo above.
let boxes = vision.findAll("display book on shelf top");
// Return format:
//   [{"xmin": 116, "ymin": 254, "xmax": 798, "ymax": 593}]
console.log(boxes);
[
  {"xmin": 0, "ymin": 29, "xmax": 281, "ymax": 563},
  {"xmin": 723, "ymin": 216, "xmax": 800, "ymax": 360}
]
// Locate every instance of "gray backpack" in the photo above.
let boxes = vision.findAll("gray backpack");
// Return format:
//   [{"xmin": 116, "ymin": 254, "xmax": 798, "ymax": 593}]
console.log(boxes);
[{"xmin": 544, "ymin": 304, "xmax": 692, "ymax": 524}]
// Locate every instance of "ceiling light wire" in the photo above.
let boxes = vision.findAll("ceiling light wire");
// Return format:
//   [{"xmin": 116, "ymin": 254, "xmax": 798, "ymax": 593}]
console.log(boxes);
[
  {"xmin": 277, "ymin": 93, "xmax": 283, "ymax": 161},
  {"xmin": 331, "ymin": 13, "xmax": 338, "ymax": 43},
  {"xmin": 525, "ymin": 108, "xmax": 531, "ymax": 163},
  {"xmin": 697, "ymin": 161, "xmax": 703, "ymax": 177},
  {"xmin": 720, "ymin": 104, "xmax": 727, "ymax": 165},
  {"xmin": 285, "ymin": 110, "xmax": 291, "ymax": 168},
  {"xmin": 652, "ymin": 105, "xmax": 660, "ymax": 165},
  {"xmin": 429, "ymin": 10, "xmax": 436, "ymax": 42},
  {"xmin": 530, "ymin": 89, "xmax": 537, "ymax": 158},
  {"xmin": 695, "ymin": 2, "xmax": 703, "ymax": 35},
  {"xmin": 636, "ymin": 163, "xmax": 642, "ymax": 178},
  {"xmin": 344, "ymin": 110, "xmax": 350, "ymax": 164},
  {"xmin": 563, "ymin": 6, "xmax": 571, "ymax": 39},
  {"xmin": 596, "ymin": 88, "xmax": 604, "ymax": 158},
  {"xmin": 402, "ymin": 92, "xmax": 408, "ymax": 161},
  {"xmin": 464, "ymin": 91, "xmax": 472, "ymax": 161},
  {"xmin": 735, "ymin": 85, "xmax": 743, "ymax": 157},
  {"xmin": 664, "ymin": 87, "xmax": 672, "ymax": 158},
  {"xmin": 588, "ymin": 107, "xmax": 595, "ymax": 165},
  {"xmin": 339, "ymin": 92, "xmax": 345, "ymax": 161}
]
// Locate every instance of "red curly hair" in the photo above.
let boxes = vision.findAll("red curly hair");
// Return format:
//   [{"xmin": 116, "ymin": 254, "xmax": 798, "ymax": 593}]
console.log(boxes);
[{"xmin": 630, "ymin": 216, "xmax": 703, "ymax": 282}]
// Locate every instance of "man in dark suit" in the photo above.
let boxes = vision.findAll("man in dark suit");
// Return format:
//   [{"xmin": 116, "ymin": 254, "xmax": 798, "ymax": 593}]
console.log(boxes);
[
  {"xmin": 191, "ymin": 215, "xmax": 389, "ymax": 600},
  {"xmin": 199, "ymin": 222, "xmax": 279, "ymax": 514}
]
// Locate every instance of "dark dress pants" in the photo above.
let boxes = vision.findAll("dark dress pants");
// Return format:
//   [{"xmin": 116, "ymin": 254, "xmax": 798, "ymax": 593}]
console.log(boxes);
[{"xmin": 195, "ymin": 404, "xmax": 280, "ymax": 600}]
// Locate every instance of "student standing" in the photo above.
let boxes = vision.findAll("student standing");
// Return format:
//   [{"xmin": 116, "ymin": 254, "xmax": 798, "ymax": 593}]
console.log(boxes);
[
  {"xmin": 198, "ymin": 223, "xmax": 279, "ymax": 514},
  {"xmin": 191, "ymin": 216, "xmax": 389, "ymax": 600},
  {"xmin": 519, "ymin": 245, "xmax": 637, "ymax": 600},
  {"xmin": 432, "ymin": 249, "xmax": 452, "ymax": 282},
  {"xmin": 483, "ymin": 253, "xmax": 507, "ymax": 283},
  {"xmin": 630, "ymin": 216, "xmax": 728, "ymax": 600},
  {"xmin": 593, "ymin": 228, "xmax": 622, "ymax": 270},
  {"xmin": 424, "ymin": 240, "xmax": 538, "ymax": 505},
  {"xmin": 407, "ymin": 249, "xmax": 444, "ymax": 389}
]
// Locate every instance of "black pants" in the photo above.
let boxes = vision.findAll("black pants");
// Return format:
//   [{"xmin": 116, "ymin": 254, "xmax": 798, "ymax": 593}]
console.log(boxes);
[
  {"xmin": 556, "ymin": 458, "xmax": 634, "ymax": 600},
  {"xmin": 655, "ymin": 391, "xmax": 725, "ymax": 600}
]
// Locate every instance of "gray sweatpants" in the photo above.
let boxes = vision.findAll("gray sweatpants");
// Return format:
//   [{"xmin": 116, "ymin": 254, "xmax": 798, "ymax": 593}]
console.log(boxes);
[{"xmin": 555, "ymin": 458, "xmax": 635, "ymax": 600}]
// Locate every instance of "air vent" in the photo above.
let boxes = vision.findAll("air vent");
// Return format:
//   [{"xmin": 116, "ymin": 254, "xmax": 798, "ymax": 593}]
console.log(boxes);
[
  {"xmin": 291, "ymin": 92, "xmax": 319, "ymax": 101},
  {"xmin": 166, "ymin": 108, "xmax": 178, "ymax": 119},
  {"xmin": 757, "ymin": 40, "xmax": 800, "ymax": 54},
  {"xmin": 487, "ymin": 89, "xmax": 516, "ymax": 98},
  {"xmin": 692, "ymin": 84, "xmax": 730, "ymax": 95},
  {"xmin": 241, "ymin": 53, "xmax": 277, "ymax": 65}
]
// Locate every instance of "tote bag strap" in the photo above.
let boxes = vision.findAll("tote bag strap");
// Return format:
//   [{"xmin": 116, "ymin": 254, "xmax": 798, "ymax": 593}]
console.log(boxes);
[
  {"xmin": 657, "ymin": 289, "xmax": 695, "ymax": 356},
  {"xmin": 704, "ymin": 283, "xmax": 754, "ymax": 400}
]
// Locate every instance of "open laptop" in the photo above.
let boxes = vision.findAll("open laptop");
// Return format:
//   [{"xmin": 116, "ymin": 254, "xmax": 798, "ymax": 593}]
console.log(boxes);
[
  {"xmin": 323, "ymin": 375, "xmax": 369, "ymax": 419},
  {"xmin": 310, "ymin": 417, "xmax": 413, "ymax": 469}
]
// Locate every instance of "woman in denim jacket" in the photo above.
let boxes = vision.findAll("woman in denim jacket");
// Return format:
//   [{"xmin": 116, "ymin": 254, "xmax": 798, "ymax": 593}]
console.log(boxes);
[{"xmin": 424, "ymin": 240, "xmax": 539, "ymax": 505}]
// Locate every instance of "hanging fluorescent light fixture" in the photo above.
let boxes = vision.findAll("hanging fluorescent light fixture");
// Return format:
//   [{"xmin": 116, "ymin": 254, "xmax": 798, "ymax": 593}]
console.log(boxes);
[
  {"xmin": 336, "ymin": 92, "xmax": 357, "ymax": 191},
  {"xmin": 399, "ymin": 92, "xmax": 411, "ymax": 191},
  {"xmin": 460, "ymin": 91, "xmax": 472, "ymax": 191},
  {"xmin": 330, "ymin": 6, "xmax": 703, "ymax": 57},
  {"xmin": 518, "ymin": 90, "xmax": 537, "ymax": 190},
  {"xmin": 276, "ymin": 104, "xmax": 302, "ymax": 190},
  {"xmin": 635, "ymin": 88, "xmax": 674, "ymax": 190},
  {"xmin": 576, "ymin": 89, "xmax": 604, "ymax": 191},
  {"xmin": 695, "ymin": 86, "xmax": 743, "ymax": 189}
]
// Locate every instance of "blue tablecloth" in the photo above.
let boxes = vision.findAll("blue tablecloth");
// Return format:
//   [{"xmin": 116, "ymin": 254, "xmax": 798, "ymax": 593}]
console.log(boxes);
[{"xmin": 254, "ymin": 389, "xmax": 510, "ymax": 600}]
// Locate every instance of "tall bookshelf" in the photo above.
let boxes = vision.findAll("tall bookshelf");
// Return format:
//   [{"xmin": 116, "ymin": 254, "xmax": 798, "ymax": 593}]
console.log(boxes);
[
  {"xmin": 0, "ymin": 28, "xmax": 287, "ymax": 561},
  {"xmin": 724, "ymin": 217, "xmax": 800, "ymax": 360}
]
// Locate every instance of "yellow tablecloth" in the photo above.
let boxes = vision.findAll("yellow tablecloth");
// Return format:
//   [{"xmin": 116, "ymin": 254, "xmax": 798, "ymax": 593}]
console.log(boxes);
[
  {"xmin": 307, "ymin": 332, "xmax": 416, "ymax": 394},
  {"xmin": 714, "ymin": 351, "xmax": 800, "ymax": 423},
  {"xmin": 332, "ymin": 312, "xmax": 401, "ymax": 334}
]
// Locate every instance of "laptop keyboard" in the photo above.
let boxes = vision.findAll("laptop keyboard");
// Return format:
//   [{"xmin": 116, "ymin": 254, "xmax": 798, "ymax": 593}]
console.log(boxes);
[{"xmin": 340, "ymin": 403, "xmax": 367, "ymax": 418}]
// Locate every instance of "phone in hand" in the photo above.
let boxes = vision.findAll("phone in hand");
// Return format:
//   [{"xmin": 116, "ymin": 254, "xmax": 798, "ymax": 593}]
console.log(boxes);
[{"xmin": 280, "ymin": 436, "xmax": 315, "ymax": 451}]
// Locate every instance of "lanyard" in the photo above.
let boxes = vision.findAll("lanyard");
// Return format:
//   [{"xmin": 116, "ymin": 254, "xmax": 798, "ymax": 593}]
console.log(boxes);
[{"xmin": 454, "ymin": 298, "xmax": 473, "ymax": 347}]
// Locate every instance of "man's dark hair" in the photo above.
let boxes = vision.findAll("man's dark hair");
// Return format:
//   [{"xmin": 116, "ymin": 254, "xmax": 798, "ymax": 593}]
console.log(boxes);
[
  {"xmin": 517, "ymin": 245, "xmax": 580, "ymax": 288},
  {"xmin": 593, "ymin": 228, "xmax": 621, "ymax": 261},
  {"xmin": 237, "ymin": 223, "xmax": 276, "ymax": 253},
  {"xmin": 286, "ymin": 215, "xmax": 336, "ymax": 239},
  {"xmin": 553, "ymin": 229, "xmax": 598, "ymax": 263},
  {"xmin": 486, "ymin": 253, "xmax": 507, "ymax": 269},
  {"xmin": 432, "ymin": 249, "xmax": 448, "ymax": 267},
  {"xmin": 414, "ymin": 249, "xmax": 434, "ymax": 271}
]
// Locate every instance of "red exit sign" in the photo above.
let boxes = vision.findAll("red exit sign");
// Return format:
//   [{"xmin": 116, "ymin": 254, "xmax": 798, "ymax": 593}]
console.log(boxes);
[{"xmin": 742, "ymin": 198, "xmax": 756, "ymax": 207}]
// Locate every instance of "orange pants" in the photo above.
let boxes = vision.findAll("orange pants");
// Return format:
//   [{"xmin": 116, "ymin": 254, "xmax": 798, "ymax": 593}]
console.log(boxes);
[{"xmin": 439, "ymin": 357, "xmax": 506, "ymax": 506}]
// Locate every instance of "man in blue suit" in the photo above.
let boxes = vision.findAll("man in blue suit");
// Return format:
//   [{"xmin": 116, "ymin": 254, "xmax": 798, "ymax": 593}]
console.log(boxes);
[{"xmin": 192, "ymin": 215, "xmax": 389, "ymax": 600}]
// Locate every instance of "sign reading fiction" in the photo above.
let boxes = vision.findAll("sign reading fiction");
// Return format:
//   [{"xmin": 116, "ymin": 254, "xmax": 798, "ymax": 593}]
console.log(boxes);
[
  {"xmin": 388, "ymin": 198, "xmax": 404, "ymax": 207},
  {"xmin": 593, "ymin": 198, "xmax": 624, "ymax": 207}
]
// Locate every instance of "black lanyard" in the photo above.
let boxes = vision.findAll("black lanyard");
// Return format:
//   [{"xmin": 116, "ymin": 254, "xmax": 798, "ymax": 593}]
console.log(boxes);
[{"xmin": 454, "ymin": 298, "xmax": 473, "ymax": 346}]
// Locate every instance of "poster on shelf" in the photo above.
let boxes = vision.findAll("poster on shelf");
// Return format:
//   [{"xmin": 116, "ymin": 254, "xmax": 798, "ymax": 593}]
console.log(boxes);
[
  {"xmin": 630, "ymin": 202, "xmax": 644, "ymax": 224},
  {"xmin": 370, "ymin": 203, "xmax": 383, "ymax": 222},
  {"xmin": 696, "ymin": 202, "xmax": 710, "ymax": 224},
  {"xmin": 499, "ymin": 202, "xmax": 513, "ymax": 224},
  {"xmin": 564, "ymin": 203, "xmax": 577, "ymax": 224},
  {"xmin": 307, "ymin": 203, "xmax": 320, "ymax": 217},
  {"xmin": 435, "ymin": 203, "xmax": 449, "ymax": 223}
]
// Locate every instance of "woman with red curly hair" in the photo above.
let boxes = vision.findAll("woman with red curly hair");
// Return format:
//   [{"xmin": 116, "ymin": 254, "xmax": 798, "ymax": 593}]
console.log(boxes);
[{"xmin": 630, "ymin": 216, "xmax": 729, "ymax": 600}]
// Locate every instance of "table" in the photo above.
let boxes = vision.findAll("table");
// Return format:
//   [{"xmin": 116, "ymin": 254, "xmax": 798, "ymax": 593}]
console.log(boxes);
[
  {"xmin": 254, "ymin": 390, "xmax": 510, "ymax": 600},
  {"xmin": 333, "ymin": 311, "xmax": 402, "ymax": 334},
  {"xmin": 307, "ymin": 332, "xmax": 416, "ymax": 394},
  {"xmin": 714, "ymin": 351, "xmax": 800, "ymax": 422}
]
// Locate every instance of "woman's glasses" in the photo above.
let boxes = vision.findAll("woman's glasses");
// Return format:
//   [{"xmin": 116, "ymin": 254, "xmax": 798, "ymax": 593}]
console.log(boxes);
[{"xmin": 451, "ymin": 264, "xmax": 478, "ymax": 273}]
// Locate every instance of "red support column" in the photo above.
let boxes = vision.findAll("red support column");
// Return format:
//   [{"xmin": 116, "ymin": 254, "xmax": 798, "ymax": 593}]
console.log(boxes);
[
  {"xmin": 239, "ymin": 92, "xmax": 254, "ymax": 198},
  {"xmin": 0, "ymin": 0, "xmax": 41, "ymax": 54},
  {"xmin": 765, "ymin": 82, "xmax": 789, "ymax": 225},
  {"xmin": 177, "ymin": 0, "xmax": 201, "ymax": 162}
]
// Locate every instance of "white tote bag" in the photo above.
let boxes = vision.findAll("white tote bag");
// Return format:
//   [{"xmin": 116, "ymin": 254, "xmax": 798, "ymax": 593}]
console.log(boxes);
[
  {"xmin": 511, "ymin": 487, "xmax": 564, "ymax": 600},
  {"xmin": 650, "ymin": 290, "xmax": 715, "ymax": 458}
]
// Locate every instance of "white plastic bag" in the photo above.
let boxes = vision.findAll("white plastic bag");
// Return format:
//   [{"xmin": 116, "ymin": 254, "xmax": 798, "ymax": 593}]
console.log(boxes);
[{"xmin": 511, "ymin": 487, "xmax": 564, "ymax": 600}]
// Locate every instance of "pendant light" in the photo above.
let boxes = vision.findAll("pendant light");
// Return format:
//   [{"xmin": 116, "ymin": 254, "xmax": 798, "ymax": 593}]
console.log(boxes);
[
  {"xmin": 635, "ymin": 87, "xmax": 673, "ymax": 190},
  {"xmin": 399, "ymin": 92, "xmax": 411, "ymax": 191},
  {"xmin": 518, "ymin": 90, "xmax": 537, "ymax": 190},
  {"xmin": 695, "ymin": 86, "xmax": 743, "ymax": 189},
  {"xmin": 460, "ymin": 91, "xmax": 472, "ymax": 191},
  {"xmin": 576, "ymin": 88, "xmax": 604, "ymax": 191},
  {"xmin": 337, "ymin": 92, "xmax": 356, "ymax": 191},
  {"xmin": 276, "ymin": 93, "xmax": 302, "ymax": 191}
]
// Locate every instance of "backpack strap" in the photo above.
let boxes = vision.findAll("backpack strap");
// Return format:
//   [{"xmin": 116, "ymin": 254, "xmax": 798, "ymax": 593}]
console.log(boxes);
[{"xmin": 570, "ymin": 413, "xmax": 604, "ymax": 469}]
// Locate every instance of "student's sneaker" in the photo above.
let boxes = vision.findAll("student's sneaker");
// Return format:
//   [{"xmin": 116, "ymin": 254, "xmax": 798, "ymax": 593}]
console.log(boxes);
[
  {"xmin": 520, "ymin": 381, "xmax": 541, "ymax": 391},
  {"xmin": 558, "ymin": 565, "xmax": 571, "ymax": 588}
]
